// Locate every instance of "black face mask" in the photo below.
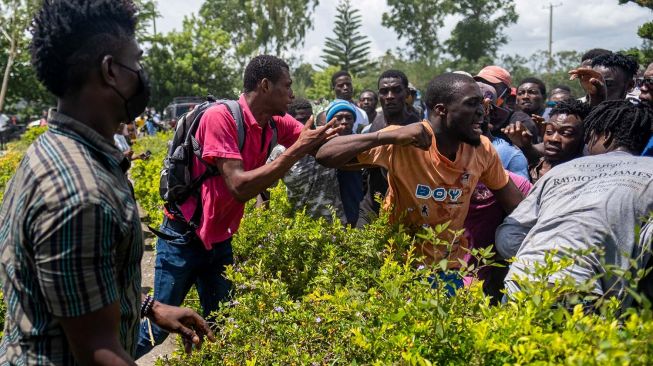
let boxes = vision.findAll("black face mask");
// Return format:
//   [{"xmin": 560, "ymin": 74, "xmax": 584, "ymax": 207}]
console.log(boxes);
[{"xmin": 111, "ymin": 61, "xmax": 151, "ymax": 122}]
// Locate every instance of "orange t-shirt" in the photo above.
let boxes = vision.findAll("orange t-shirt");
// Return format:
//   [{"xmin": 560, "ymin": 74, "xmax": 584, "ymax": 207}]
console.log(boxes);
[{"xmin": 357, "ymin": 121, "xmax": 509, "ymax": 266}]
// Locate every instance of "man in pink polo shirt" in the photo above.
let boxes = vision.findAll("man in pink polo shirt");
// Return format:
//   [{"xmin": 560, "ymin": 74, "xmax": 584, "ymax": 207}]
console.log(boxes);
[{"xmin": 136, "ymin": 55, "xmax": 340, "ymax": 357}]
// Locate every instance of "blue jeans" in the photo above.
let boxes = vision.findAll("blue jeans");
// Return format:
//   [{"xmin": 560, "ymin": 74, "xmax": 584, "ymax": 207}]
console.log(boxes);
[
  {"xmin": 428, "ymin": 271, "xmax": 464, "ymax": 297},
  {"xmin": 135, "ymin": 219, "xmax": 233, "ymax": 359}
]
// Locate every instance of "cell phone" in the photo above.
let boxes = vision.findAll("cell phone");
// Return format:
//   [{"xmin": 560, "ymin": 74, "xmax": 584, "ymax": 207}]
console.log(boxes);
[{"xmin": 144, "ymin": 150, "xmax": 152, "ymax": 158}]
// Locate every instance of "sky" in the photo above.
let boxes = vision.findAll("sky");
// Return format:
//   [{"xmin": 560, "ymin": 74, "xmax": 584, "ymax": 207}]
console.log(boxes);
[{"xmin": 156, "ymin": 0, "xmax": 652, "ymax": 66}]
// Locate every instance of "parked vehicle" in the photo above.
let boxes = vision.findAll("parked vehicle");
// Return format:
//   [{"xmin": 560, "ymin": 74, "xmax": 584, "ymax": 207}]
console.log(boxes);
[{"xmin": 162, "ymin": 97, "xmax": 204, "ymax": 129}]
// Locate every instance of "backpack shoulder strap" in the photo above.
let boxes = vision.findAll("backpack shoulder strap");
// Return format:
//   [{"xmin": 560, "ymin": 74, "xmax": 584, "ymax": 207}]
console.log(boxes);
[
  {"xmin": 268, "ymin": 118, "xmax": 278, "ymax": 157},
  {"xmin": 220, "ymin": 100, "xmax": 246, "ymax": 151}
]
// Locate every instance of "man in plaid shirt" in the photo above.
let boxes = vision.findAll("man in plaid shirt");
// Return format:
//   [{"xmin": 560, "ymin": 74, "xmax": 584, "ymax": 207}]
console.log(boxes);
[{"xmin": 0, "ymin": 1, "xmax": 213, "ymax": 365}]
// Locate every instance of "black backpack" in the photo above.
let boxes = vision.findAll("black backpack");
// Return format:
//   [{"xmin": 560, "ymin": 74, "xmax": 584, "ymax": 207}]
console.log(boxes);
[{"xmin": 157, "ymin": 96, "xmax": 277, "ymax": 232}]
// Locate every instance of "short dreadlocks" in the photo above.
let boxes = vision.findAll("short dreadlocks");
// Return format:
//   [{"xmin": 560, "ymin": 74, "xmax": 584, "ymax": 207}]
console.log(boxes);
[
  {"xmin": 584, "ymin": 100, "xmax": 653, "ymax": 154},
  {"xmin": 30, "ymin": 0, "xmax": 139, "ymax": 97},
  {"xmin": 591, "ymin": 53, "xmax": 639, "ymax": 80},
  {"xmin": 550, "ymin": 99, "xmax": 592, "ymax": 121}
]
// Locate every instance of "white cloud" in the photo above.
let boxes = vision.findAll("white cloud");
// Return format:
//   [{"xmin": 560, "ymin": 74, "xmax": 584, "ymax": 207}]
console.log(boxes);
[
  {"xmin": 156, "ymin": 0, "xmax": 205, "ymax": 33},
  {"xmin": 156, "ymin": 0, "xmax": 652, "ymax": 67},
  {"xmin": 503, "ymin": 0, "xmax": 650, "ymax": 57}
]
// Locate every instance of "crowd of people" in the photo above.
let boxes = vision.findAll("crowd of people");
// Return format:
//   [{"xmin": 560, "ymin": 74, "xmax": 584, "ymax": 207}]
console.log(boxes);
[{"xmin": 0, "ymin": 0, "xmax": 652, "ymax": 365}]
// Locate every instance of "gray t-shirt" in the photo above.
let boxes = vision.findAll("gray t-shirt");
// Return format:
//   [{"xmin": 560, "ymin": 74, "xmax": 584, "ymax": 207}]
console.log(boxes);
[{"xmin": 497, "ymin": 151, "xmax": 653, "ymax": 300}]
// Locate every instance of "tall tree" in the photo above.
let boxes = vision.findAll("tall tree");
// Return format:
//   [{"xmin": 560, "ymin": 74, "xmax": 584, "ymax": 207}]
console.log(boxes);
[
  {"xmin": 320, "ymin": 0, "xmax": 372, "ymax": 75},
  {"xmin": 134, "ymin": 0, "xmax": 160, "ymax": 40},
  {"xmin": 619, "ymin": 0, "xmax": 653, "ymax": 65},
  {"xmin": 444, "ymin": 0, "xmax": 518, "ymax": 62},
  {"xmin": 0, "ymin": 0, "xmax": 39, "ymax": 113},
  {"xmin": 620, "ymin": 1, "xmax": 653, "ymax": 40},
  {"xmin": 291, "ymin": 62, "xmax": 316, "ymax": 98},
  {"xmin": 143, "ymin": 16, "xmax": 238, "ymax": 110},
  {"xmin": 200, "ymin": 0, "xmax": 319, "ymax": 70},
  {"xmin": 382, "ymin": 0, "xmax": 451, "ymax": 65}
]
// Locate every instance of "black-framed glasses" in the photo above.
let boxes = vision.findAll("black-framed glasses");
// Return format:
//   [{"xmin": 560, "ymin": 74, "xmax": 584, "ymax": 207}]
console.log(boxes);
[{"xmin": 636, "ymin": 77, "xmax": 653, "ymax": 89}]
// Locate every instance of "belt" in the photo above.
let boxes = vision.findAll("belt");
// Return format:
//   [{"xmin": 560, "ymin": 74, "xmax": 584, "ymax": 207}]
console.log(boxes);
[{"xmin": 148, "ymin": 217, "xmax": 196, "ymax": 242}]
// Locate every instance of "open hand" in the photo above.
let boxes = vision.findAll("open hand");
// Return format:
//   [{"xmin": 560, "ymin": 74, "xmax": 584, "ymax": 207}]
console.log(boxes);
[
  {"xmin": 569, "ymin": 68, "xmax": 606, "ymax": 105},
  {"xmin": 295, "ymin": 115, "xmax": 344, "ymax": 156},
  {"xmin": 149, "ymin": 302, "xmax": 216, "ymax": 354},
  {"xmin": 502, "ymin": 121, "xmax": 533, "ymax": 149}
]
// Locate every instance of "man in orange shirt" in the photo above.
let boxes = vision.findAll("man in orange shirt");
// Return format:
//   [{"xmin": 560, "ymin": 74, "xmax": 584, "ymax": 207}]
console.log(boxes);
[{"xmin": 317, "ymin": 73, "xmax": 524, "ymax": 268}]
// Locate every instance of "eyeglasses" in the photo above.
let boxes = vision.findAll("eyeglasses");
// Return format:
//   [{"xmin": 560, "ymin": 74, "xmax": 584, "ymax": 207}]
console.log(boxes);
[{"xmin": 635, "ymin": 77, "xmax": 653, "ymax": 89}]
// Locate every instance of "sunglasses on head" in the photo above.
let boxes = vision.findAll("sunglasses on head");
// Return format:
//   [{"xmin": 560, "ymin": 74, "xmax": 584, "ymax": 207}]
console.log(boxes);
[{"xmin": 635, "ymin": 77, "xmax": 653, "ymax": 89}]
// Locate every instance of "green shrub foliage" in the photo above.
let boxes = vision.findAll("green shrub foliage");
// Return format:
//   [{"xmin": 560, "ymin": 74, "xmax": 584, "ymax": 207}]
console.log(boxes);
[
  {"xmin": 154, "ymin": 184, "xmax": 653, "ymax": 365},
  {"xmin": 130, "ymin": 132, "xmax": 171, "ymax": 225},
  {"xmin": 0, "ymin": 126, "xmax": 48, "ymax": 203},
  {"xmin": 2, "ymin": 130, "xmax": 653, "ymax": 364}
]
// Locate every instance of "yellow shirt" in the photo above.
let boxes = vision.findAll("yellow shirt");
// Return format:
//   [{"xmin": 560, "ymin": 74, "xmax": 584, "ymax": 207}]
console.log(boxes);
[
  {"xmin": 134, "ymin": 116, "xmax": 145, "ymax": 129},
  {"xmin": 357, "ymin": 121, "xmax": 509, "ymax": 266}
]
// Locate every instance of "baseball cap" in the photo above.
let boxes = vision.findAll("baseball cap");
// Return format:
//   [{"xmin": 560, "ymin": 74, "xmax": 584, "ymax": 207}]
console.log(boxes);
[{"xmin": 474, "ymin": 66, "xmax": 512, "ymax": 88}]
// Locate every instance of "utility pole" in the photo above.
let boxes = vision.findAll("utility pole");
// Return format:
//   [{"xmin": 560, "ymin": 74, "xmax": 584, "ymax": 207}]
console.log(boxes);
[{"xmin": 545, "ymin": 2, "xmax": 562, "ymax": 74}]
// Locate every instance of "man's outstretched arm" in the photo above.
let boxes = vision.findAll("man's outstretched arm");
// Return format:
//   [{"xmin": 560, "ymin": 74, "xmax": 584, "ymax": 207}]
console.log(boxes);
[
  {"xmin": 215, "ymin": 117, "xmax": 340, "ymax": 203},
  {"xmin": 316, "ymin": 123, "xmax": 432, "ymax": 168}
]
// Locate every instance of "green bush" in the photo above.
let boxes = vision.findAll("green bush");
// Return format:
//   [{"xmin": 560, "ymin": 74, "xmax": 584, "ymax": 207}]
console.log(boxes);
[
  {"xmin": 0, "ymin": 289, "xmax": 4, "ymax": 338},
  {"xmin": 130, "ymin": 132, "xmax": 171, "ymax": 225},
  {"xmin": 0, "ymin": 126, "xmax": 48, "ymax": 203},
  {"xmin": 156, "ymin": 186, "xmax": 653, "ymax": 365}
]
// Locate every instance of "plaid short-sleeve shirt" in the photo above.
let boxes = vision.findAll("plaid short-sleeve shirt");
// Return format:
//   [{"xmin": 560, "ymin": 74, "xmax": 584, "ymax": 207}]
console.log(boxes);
[{"xmin": 0, "ymin": 112, "xmax": 144, "ymax": 365}]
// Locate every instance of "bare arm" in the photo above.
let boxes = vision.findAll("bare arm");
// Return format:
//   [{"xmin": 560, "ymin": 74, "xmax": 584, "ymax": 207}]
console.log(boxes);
[
  {"xmin": 490, "ymin": 179, "xmax": 525, "ymax": 215},
  {"xmin": 495, "ymin": 185, "xmax": 540, "ymax": 259},
  {"xmin": 216, "ymin": 117, "xmax": 340, "ymax": 202},
  {"xmin": 501, "ymin": 121, "xmax": 543, "ymax": 165},
  {"xmin": 59, "ymin": 302, "xmax": 135, "ymax": 366},
  {"xmin": 316, "ymin": 123, "xmax": 432, "ymax": 168},
  {"xmin": 523, "ymin": 143, "xmax": 544, "ymax": 165}
]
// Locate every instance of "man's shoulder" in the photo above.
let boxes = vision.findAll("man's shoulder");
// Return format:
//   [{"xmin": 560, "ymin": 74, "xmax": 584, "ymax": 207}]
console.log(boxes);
[
  {"xmin": 492, "ymin": 137, "xmax": 523, "ymax": 156},
  {"xmin": 477, "ymin": 135, "xmax": 496, "ymax": 152},
  {"xmin": 566, "ymin": 152, "xmax": 653, "ymax": 170},
  {"xmin": 26, "ymin": 132, "xmax": 122, "ymax": 207},
  {"xmin": 202, "ymin": 102, "xmax": 236, "ymax": 124}
]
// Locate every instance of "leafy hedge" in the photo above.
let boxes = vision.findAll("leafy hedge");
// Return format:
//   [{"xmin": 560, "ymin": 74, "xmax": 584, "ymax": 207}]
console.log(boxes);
[
  {"xmin": 0, "ymin": 126, "xmax": 48, "ymax": 203},
  {"xmin": 2, "ymin": 131, "xmax": 652, "ymax": 364},
  {"xmin": 148, "ymin": 183, "xmax": 653, "ymax": 365},
  {"xmin": 130, "ymin": 132, "xmax": 172, "ymax": 225},
  {"xmin": 121, "ymin": 132, "xmax": 653, "ymax": 365}
]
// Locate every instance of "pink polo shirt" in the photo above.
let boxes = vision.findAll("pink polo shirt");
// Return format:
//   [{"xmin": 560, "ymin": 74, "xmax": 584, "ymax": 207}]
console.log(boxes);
[{"xmin": 179, "ymin": 95, "xmax": 303, "ymax": 249}]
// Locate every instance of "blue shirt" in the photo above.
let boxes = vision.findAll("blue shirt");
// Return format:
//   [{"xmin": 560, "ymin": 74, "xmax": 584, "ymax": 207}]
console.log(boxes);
[
  {"xmin": 146, "ymin": 119, "xmax": 157, "ymax": 135},
  {"xmin": 492, "ymin": 137, "xmax": 529, "ymax": 179}
]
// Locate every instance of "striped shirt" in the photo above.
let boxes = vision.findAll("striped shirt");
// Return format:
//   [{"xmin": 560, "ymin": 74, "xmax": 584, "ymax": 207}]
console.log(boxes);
[{"xmin": 0, "ymin": 112, "xmax": 143, "ymax": 365}]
